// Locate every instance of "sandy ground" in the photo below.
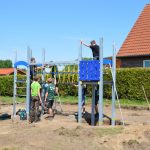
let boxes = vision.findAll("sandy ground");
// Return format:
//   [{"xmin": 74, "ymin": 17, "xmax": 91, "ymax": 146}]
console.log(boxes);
[{"xmin": 0, "ymin": 103, "xmax": 150, "ymax": 150}]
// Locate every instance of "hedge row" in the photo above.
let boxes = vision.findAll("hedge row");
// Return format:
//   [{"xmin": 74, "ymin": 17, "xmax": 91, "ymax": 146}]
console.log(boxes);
[
  {"xmin": 115, "ymin": 68, "xmax": 150, "ymax": 100},
  {"xmin": 0, "ymin": 68, "xmax": 150, "ymax": 100}
]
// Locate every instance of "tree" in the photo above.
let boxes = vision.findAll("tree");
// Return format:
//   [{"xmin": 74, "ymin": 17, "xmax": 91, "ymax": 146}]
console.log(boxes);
[{"xmin": 0, "ymin": 60, "xmax": 12, "ymax": 68}]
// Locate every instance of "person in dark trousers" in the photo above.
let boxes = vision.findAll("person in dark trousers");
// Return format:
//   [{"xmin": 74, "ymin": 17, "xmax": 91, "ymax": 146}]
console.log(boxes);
[
  {"xmin": 80, "ymin": 40, "xmax": 100, "ymax": 117},
  {"xmin": 44, "ymin": 78, "xmax": 57, "ymax": 119},
  {"xmin": 82, "ymin": 84, "xmax": 87, "ymax": 115},
  {"xmin": 29, "ymin": 76, "xmax": 42, "ymax": 123},
  {"xmin": 80, "ymin": 40, "xmax": 100, "ymax": 60}
]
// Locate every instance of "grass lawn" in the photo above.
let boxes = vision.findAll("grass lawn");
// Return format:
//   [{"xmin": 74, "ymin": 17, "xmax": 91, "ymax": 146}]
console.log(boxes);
[
  {"xmin": 0, "ymin": 96, "xmax": 149, "ymax": 108},
  {"xmin": 0, "ymin": 96, "xmax": 25, "ymax": 105},
  {"xmin": 60, "ymin": 96, "xmax": 149, "ymax": 107}
]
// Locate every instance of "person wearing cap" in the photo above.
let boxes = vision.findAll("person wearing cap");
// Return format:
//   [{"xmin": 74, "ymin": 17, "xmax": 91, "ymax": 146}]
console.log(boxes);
[
  {"xmin": 80, "ymin": 40, "xmax": 100, "ymax": 60},
  {"xmin": 44, "ymin": 78, "xmax": 57, "ymax": 118}
]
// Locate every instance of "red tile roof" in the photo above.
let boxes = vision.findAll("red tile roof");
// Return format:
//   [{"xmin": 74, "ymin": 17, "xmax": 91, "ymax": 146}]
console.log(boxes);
[
  {"xmin": 117, "ymin": 4, "xmax": 150, "ymax": 57},
  {"xmin": 0, "ymin": 68, "xmax": 14, "ymax": 75},
  {"xmin": 0, "ymin": 68, "xmax": 26, "ymax": 75}
]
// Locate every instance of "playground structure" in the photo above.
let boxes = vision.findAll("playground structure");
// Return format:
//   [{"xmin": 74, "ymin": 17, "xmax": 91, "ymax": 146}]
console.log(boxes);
[{"xmin": 13, "ymin": 38, "xmax": 118, "ymax": 126}]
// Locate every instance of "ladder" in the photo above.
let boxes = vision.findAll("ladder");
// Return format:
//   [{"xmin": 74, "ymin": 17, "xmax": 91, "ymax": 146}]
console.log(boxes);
[{"xmin": 13, "ymin": 68, "xmax": 27, "ymax": 117}]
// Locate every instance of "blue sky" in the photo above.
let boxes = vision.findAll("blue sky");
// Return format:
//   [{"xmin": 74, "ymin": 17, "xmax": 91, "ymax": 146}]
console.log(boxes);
[{"xmin": 0, "ymin": 0, "xmax": 149, "ymax": 63}]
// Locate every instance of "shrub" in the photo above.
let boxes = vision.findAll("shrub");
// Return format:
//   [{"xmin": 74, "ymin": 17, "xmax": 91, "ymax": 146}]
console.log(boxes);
[{"xmin": 0, "ymin": 68, "xmax": 150, "ymax": 100}]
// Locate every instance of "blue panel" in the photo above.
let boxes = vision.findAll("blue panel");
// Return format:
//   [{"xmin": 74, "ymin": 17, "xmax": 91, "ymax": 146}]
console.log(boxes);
[
  {"xmin": 103, "ymin": 59, "xmax": 112, "ymax": 66},
  {"xmin": 14, "ymin": 61, "xmax": 28, "ymax": 68},
  {"xmin": 79, "ymin": 61, "xmax": 88, "ymax": 80},
  {"xmin": 79, "ymin": 60, "xmax": 100, "ymax": 81},
  {"xmin": 36, "ymin": 64, "xmax": 42, "ymax": 67},
  {"xmin": 79, "ymin": 59, "xmax": 112, "ymax": 81}
]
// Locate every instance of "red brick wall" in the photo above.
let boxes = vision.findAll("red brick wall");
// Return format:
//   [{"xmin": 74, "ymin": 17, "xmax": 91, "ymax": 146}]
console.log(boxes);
[{"xmin": 118, "ymin": 56, "xmax": 150, "ymax": 68}]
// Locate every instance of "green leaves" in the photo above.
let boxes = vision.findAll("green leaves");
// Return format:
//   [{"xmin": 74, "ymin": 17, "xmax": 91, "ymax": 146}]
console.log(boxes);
[
  {"xmin": 0, "ymin": 68, "xmax": 150, "ymax": 101},
  {"xmin": 0, "ymin": 60, "xmax": 12, "ymax": 68}
]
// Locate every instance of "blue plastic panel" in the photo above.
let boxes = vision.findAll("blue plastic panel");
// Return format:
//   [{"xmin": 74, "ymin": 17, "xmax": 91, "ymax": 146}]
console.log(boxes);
[
  {"xmin": 36, "ymin": 64, "xmax": 42, "ymax": 67},
  {"xmin": 14, "ymin": 61, "xmax": 43, "ymax": 68},
  {"xmin": 14, "ymin": 61, "xmax": 28, "ymax": 68},
  {"xmin": 103, "ymin": 59, "xmax": 112, "ymax": 65},
  {"xmin": 79, "ymin": 59, "xmax": 112, "ymax": 81},
  {"xmin": 79, "ymin": 60, "xmax": 100, "ymax": 81}
]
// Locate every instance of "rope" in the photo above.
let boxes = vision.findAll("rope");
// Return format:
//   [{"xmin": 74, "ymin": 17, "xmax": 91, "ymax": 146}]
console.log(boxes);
[
  {"xmin": 142, "ymin": 85, "xmax": 150, "ymax": 110},
  {"xmin": 109, "ymin": 63, "xmax": 125, "ymax": 127}
]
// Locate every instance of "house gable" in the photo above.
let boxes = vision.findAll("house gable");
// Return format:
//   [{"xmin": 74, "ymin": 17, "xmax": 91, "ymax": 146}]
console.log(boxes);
[{"xmin": 117, "ymin": 4, "xmax": 150, "ymax": 58}]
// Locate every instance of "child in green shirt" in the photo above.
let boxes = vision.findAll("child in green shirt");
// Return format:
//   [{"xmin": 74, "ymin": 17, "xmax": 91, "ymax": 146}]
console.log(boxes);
[
  {"xmin": 45, "ymin": 78, "xmax": 57, "ymax": 118},
  {"xmin": 30, "ymin": 76, "xmax": 42, "ymax": 123}
]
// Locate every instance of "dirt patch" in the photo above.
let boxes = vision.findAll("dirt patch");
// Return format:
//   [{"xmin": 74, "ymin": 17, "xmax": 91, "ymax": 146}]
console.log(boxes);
[
  {"xmin": 0, "ymin": 104, "xmax": 150, "ymax": 150},
  {"xmin": 144, "ymin": 130, "xmax": 150, "ymax": 139},
  {"xmin": 129, "ymin": 113, "xmax": 141, "ymax": 116},
  {"xmin": 54, "ymin": 126, "xmax": 82, "ymax": 137},
  {"xmin": 122, "ymin": 139, "xmax": 150, "ymax": 150},
  {"xmin": 121, "ymin": 105, "xmax": 150, "ymax": 111}
]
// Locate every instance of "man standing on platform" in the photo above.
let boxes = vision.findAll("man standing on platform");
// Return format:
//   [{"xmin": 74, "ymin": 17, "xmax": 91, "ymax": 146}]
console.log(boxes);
[
  {"xmin": 80, "ymin": 40, "xmax": 100, "ymax": 60},
  {"xmin": 80, "ymin": 40, "xmax": 100, "ymax": 117}
]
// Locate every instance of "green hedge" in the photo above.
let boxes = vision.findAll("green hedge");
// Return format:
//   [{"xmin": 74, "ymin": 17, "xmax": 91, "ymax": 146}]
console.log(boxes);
[
  {"xmin": 115, "ymin": 68, "xmax": 150, "ymax": 100},
  {"xmin": 0, "ymin": 76, "xmax": 13, "ymax": 96},
  {"xmin": 0, "ymin": 75, "xmax": 26, "ymax": 97},
  {"xmin": 0, "ymin": 68, "xmax": 150, "ymax": 100}
]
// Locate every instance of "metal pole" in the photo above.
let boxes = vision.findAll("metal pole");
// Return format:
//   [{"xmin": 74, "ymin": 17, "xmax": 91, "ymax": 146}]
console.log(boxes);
[
  {"xmin": 42, "ymin": 48, "xmax": 45, "ymax": 82},
  {"xmin": 108, "ymin": 59, "xmax": 125, "ymax": 127},
  {"xmin": 91, "ymin": 84, "xmax": 96, "ymax": 126},
  {"xmin": 99, "ymin": 37, "xmax": 104, "ymax": 125},
  {"xmin": 15, "ymin": 49, "xmax": 17, "ymax": 63},
  {"xmin": 30, "ymin": 49, "xmax": 32, "ymax": 58},
  {"xmin": 13, "ymin": 50, "xmax": 17, "ymax": 117},
  {"xmin": 13, "ymin": 68, "xmax": 17, "ymax": 117},
  {"xmin": 42, "ymin": 48, "xmax": 46, "ymax": 114},
  {"xmin": 78, "ymin": 43, "xmax": 82, "ymax": 123},
  {"xmin": 26, "ymin": 47, "xmax": 31, "ymax": 118},
  {"xmin": 111, "ymin": 42, "xmax": 116, "ymax": 126}
]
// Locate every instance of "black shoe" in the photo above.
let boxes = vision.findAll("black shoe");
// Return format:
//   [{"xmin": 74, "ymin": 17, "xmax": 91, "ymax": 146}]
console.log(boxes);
[
  {"xmin": 82, "ymin": 112, "xmax": 86, "ymax": 117},
  {"xmin": 74, "ymin": 112, "xmax": 78, "ymax": 116},
  {"xmin": 95, "ymin": 113, "xmax": 99, "ymax": 118}
]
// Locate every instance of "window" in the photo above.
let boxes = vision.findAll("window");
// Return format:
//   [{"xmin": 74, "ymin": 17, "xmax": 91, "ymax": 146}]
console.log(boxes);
[{"xmin": 143, "ymin": 60, "xmax": 150, "ymax": 67}]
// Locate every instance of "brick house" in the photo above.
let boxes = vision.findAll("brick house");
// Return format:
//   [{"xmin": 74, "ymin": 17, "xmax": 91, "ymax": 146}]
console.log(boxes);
[
  {"xmin": 117, "ymin": 4, "xmax": 150, "ymax": 68},
  {"xmin": 0, "ymin": 68, "xmax": 26, "ymax": 76}
]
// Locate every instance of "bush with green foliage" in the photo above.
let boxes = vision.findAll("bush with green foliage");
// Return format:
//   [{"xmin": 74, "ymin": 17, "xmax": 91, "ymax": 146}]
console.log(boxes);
[
  {"xmin": 0, "ymin": 60, "xmax": 12, "ymax": 68},
  {"xmin": 103, "ymin": 68, "xmax": 150, "ymax": 100},
  {"xmin": 116, "ymin": 68, "xmax": 150, "ymax": 100},
  {"xmin": 0, "ymin": 68, "xmax": 150, "ymax": 100},
  {"xmin": 0, "ymin": 76, "xmax": 13, "ymax": 96}
]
